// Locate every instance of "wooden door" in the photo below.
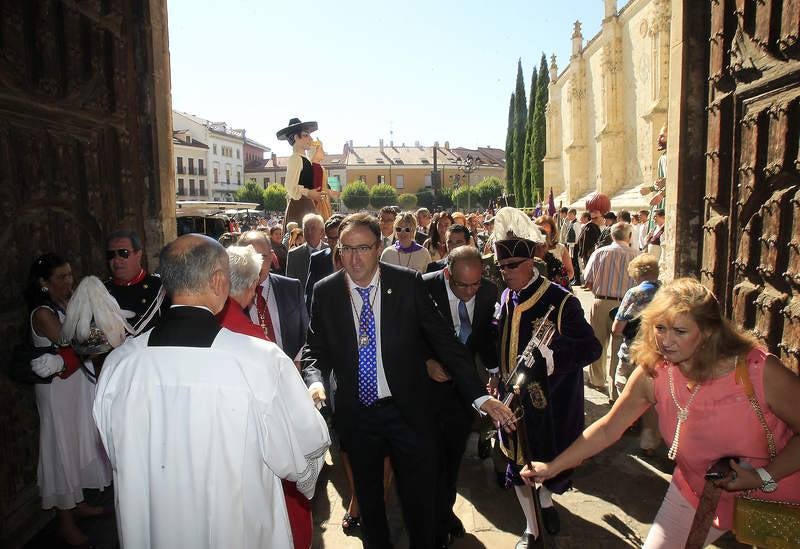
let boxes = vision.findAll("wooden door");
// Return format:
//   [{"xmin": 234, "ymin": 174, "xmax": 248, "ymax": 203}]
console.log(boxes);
[
  {"xmin": 701, "ymin": 0, "xmax": 800, "ymax": 373},
  {"xmin": 0, "ymin": 0, "xmax": 173, "ymax": 539}
]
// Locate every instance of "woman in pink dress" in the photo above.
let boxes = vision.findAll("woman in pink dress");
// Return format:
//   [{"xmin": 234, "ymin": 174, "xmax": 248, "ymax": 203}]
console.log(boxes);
[{"xmin": 521, "ymin": 278, "xmax": 800, "ymax": 548}]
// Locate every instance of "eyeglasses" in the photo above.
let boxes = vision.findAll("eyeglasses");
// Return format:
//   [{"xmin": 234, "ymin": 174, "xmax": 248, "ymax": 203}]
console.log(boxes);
[
  {"xmin": 395, "ymin": 227, "xmax": 413, "ymax": 233},
  {"xmin": 497, "ymin": 259, "xmax": 528, "ymax": 271},
  {"xmin": 338, "ymin": 243, "xmax": 377, "ymax": 256},
  {"xmin": 106, "ymin": 249, "xmax": 131, "ymax": 260}
]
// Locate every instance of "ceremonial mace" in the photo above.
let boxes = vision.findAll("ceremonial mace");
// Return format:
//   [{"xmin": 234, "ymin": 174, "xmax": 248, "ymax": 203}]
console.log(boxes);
[{"xmin": 501, "ymin": 305, "xmax": 557, "ymax": 548}]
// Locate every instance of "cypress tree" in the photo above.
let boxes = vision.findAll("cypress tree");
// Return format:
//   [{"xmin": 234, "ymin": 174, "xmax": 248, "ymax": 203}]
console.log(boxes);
[
  {"xmin": 512, "ymin": 60, "xmax": 527, "ymax": 207},
  {"xmin": 504, "ymin": 92, "xmax": 515, "ymax": 195},
  {"xmin": 521, "ymin": 68, "xmax": 537, "ymax": 207},
  {"xmin": 531, "ymin": 53, "xmax": 550, "ymax": 203}
]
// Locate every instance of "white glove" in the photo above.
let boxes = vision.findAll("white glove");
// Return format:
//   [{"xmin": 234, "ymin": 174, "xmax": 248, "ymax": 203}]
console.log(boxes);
[
  {"xmin": 30, "ymin": 353, "xmax": 65, "ymax": 378},
  {"xmin": 538, "ymin": 343, "xmax": 555, "ymax": 376}
]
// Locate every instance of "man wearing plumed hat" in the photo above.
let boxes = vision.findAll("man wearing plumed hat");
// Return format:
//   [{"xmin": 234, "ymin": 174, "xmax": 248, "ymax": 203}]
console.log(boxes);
[{"xmin": 491, "ymin": 209, "xmax": 601, "ymax": 548}]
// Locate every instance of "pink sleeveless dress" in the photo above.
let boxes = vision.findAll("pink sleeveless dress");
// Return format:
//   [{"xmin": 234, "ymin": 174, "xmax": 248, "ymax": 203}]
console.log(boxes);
[{"xmin": 653, "ymin": 348, "xmax": 800, "ymax": 530}]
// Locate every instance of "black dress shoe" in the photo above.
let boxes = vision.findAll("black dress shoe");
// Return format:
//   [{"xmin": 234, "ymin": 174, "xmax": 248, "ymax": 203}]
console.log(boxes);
[
  {"xmin": 514, "ymin": 532, "xmax": 544, "ymax": 549},
  {"xmin": 541, "ymin": 505, "xmax": 561, "ymax": 535}
]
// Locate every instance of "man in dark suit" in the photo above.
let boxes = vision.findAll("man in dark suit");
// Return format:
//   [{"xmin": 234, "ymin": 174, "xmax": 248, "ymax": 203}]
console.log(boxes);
[
  {"xmin": 422, "ymin": 245, "xmax": 499, "ymax": 546},
  {"xmin": 415, "ymin": 207, "xmax": 432, "ymax": 245},
  {"xmin": 304, "ymin": 214, "xmax": 345, "ymax": 309},
  {"xmin": 238, "ymin": 231, "xmax": 309, "ymax": 361},
  {"xmin": 378, "ymin": 206, "xmax": 397, "ymax": 250},
  {"xmin": 301, "ymin": 213, "xmax": 515, "ymax": 549},
  {"xmin": 425, "ymin": 224, "xmax": 470, "ymax": 273},
  {"xmin": 286, "ymin": 213, "xmax": 328, "ymax": 289}
]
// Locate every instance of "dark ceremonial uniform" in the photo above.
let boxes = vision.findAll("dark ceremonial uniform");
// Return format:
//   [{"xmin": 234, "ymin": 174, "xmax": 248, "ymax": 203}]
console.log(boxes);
[
  {"xmin": 105, "ymin": 273, "xmax": 166, "ymax": 334},
  {"xmin": 498, "ymin": 275, "xmax": 601, "ymax": 493}
]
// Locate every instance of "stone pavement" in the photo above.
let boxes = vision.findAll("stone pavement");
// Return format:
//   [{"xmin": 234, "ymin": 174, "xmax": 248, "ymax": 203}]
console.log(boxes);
[{"xmin": 309, "ymin": 287, "xmax": 746, "ymax": 548}]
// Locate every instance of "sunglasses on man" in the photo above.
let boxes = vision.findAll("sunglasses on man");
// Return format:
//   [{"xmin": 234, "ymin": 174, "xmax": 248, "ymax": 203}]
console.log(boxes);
[
  {"xmin": 107, "ymin": 249, "xmax": 131, "ymax": 260},
  {"xmin": 498, "ymin": 258, "xmax": 528, "ymax": 271}
]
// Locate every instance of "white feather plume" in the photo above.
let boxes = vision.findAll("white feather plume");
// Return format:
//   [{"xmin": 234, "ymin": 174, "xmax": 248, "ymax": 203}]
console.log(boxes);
[
  {"xmin": 492, "ymin": 207, "xmax": 545, "ymax": 243},
  {"xmin": 61, "ymin": 276, "xmax": 133, "ymax": 348}
]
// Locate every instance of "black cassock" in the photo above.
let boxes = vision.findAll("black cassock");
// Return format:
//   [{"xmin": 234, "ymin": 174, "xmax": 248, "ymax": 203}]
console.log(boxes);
[{"xmin": 498, "ymin": 275, "xmax": 601, "ymax": 493}]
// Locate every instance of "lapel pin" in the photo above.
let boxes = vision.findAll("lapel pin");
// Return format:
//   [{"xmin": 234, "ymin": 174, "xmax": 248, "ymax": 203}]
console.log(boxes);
[{"xmin": 387, "ymin": 288, "xmax": 392, "ymax": 294}]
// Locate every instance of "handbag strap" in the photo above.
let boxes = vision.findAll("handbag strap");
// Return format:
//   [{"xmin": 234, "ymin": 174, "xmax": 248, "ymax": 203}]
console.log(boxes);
[{"xmin": 734, "ymin": 355, "xmax": 777, "ymax": 460}]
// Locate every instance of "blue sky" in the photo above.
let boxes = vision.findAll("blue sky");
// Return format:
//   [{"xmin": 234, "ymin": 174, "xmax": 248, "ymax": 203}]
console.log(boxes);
[{"xmin": 167, "ymin": 0, "xmax": 604, "ymax": 156}]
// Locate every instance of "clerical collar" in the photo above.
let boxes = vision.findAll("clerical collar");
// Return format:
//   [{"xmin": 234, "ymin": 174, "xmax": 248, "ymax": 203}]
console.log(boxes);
[
  {"xmin": 112, "ymin": 269, "xmax": 146, "ymax": 287},
  {"xmin": 170, "ymin": 304, "xmax": 214, "ymax": 314}
]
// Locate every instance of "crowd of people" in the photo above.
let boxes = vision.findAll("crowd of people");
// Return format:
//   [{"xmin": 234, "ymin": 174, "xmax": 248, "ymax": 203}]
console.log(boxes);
[{"xmin": 17, "ymin": 197, "xmax": 800, "ymax": 549}]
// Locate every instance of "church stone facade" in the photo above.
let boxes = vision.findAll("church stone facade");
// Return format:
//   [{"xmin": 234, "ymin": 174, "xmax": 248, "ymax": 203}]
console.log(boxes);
[{"xmin": 544, "ymin": 0, "xmax": 672, "ymax": 210}]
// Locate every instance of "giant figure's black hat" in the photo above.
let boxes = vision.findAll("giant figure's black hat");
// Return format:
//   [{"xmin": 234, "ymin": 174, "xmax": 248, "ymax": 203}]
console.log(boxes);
[{"xmin": 276, "ymin": 118, "xmax": 318, "ymax": 141}]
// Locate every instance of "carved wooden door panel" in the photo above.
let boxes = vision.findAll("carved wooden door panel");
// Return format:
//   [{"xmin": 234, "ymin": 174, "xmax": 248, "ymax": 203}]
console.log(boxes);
[
  {"xmin": 702, "ymin": 0, "xmax": 800, "ymax": 373},
  {"xmin": 0, "ymin": 0, "xmax": 172, "ymax": 539}
]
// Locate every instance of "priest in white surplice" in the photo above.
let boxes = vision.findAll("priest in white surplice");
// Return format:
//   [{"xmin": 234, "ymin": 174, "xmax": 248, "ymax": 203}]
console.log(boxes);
[{"xmin": 94, "ymin": 234, "xmax": 330, "ymax": 549}]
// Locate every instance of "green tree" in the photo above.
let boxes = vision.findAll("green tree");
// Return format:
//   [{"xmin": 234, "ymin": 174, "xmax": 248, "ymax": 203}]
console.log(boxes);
[
  {"xmin": 451, "ymin": 186, "xmax": 473, "ymax": 210},
  {"xmin": 397, "ymin": 193, "xmax": 418, "ymax": 210},
  {"xmin": 415, "ymin": 190, "xmax": 434, "ymax": 209},
  {"xmin": 341, "ymin": 181, "xmax": 371, "ymax": 211},
  {"xmin": 473, "ymin": 177, "xmax": 505, "ymax": 207},
  {"xmin": 521, "ymin": 67, "xmax": 538, "ymax": 207},
  {"xmin": 437, "ymin": 188, "xmax": 454, "ymax": 210},
  {"xmin": 262, "ymin": 184, "xmax": 287, "ymax": 213},
  {"xmin": 513, "ymin": 60, "xmax": 528, "ymax": 208},
  {"xmin": 531, "ymin": 53, "xmax": 550, "ymax": 204},
  {"xmin": 504, "ymin": 92, "xmax": 515, "ymax": 196},
  {"xmin": 233, "ymin": 180, "xmax": 265, "ymax": 208},
  {"xmin": 369, "ymin": 183, "xmax": 398, "ymax": 208}
]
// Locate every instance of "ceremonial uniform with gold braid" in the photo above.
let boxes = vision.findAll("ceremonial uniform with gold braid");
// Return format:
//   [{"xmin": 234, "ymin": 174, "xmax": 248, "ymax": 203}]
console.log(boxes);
[{"xmin": 498, "ymin": 274, "xmax": 601, "ymax": 493}]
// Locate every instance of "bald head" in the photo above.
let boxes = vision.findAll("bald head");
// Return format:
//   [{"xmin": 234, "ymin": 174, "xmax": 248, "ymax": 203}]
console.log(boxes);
[
  {"xmin": 237, "ymin": 230, "xmax": 272, "ymax": 283},
  {"xmin": 159, "ymin": 234, "xmax": 230, "ymax": 313}
]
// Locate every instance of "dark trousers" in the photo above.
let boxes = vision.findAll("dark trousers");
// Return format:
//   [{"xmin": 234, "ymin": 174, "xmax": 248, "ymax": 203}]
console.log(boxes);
[
  {"xmin": 347, "ymin": 400, "xmax": 438, "ymax": 549},
  {"xmin": 432, "ymin": 383, "xmax": 472, "ymax": 540}
]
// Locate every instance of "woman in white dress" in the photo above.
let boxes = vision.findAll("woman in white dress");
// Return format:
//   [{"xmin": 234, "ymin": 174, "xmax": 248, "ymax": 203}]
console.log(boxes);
[
  {"xmin": 380, "ymin": 212, "xmax": 432, "ymax": 273},
  {"xmin": 26, "ymin": 253, "xmax": 111, "ymax": 546}
]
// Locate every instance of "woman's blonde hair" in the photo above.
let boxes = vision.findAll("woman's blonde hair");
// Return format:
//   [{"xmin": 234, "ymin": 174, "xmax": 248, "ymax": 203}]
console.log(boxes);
[
  {"xmin": 288, "ymin": 228, "xmax": 304, "ymax": 248},
  {"xmin": 627, "ymin": 253, "xmax": 660, "ymax": 280},
  {"xmin": 394, "ymin": 212, "xmax": 417, "ymax": 232},
  {"xmin": 630, "ymin": 278, "xmax": 757, "ymax": 380}
]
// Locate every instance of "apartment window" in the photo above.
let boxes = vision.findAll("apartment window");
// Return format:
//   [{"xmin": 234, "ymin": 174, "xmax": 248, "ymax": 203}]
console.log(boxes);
[
  {"xmin": 236, "ymin": 149, "xmax": 240, "ymax": 159},
  {"xmin": 213, "ymin": 167, "xmax": 219, "ymax": 184},
  {"xmin": 237, "ymin": 171, "xmax": 241, "ymax": 184},
  {"xmin": 226, "ymin": 169, "xmax": 231, "ymax": 184},
  {"xmin": 213, "ymin": 144, "xmax": 217, "ymax": 154},
  {"xmin": 176, "ymin": 157, "xmax": 184, "ymax": 174},
  {"xmin": 396, "ymin": 175, "xmax": 405, "ymax": 189},
  {"xmin": 199, "ymin": 180, "xmax": 206, "ymax": 195},
  {"xmin": 189, "ymin": 179, "xmax": 196, "ymax": 195},
  {"xmin": 358, "ymin": 175, "xmax": 366, "ymax": 182},
  {"xmin": 263, "ymin": 177, "xmax": 268, "ymax": 186},
  {"xmin": 280, "ymin": 176, "xmax": 286, "ymax": 184},
  {"xmin": 177, "ymin": 178, "xmax": 185, "ymax": 195},
  {"xmin": 188, "ymin": 158, "xmax": 195, "ymax": 174},
  {"xmin": 198, "ymin": 159, "xmax": 205, "ymax": 175},
  {"xmin": 377, "ymin": 175, "xmax": 385, "ymax": 184}
]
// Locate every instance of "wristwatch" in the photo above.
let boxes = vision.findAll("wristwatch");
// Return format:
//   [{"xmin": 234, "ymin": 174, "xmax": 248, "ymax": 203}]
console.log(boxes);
[{"xmin": 755, "ymin": 467, "xmax": 778, "ymax": 493}]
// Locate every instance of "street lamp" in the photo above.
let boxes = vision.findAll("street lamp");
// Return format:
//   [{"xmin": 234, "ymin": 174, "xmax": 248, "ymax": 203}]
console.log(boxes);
[{"xmin": 454, "ymin": 154, "xmax": 482, "ymax": 212}]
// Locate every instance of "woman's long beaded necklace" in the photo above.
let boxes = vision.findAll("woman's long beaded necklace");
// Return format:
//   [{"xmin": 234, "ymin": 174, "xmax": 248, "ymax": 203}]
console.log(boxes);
[{"xmin": 666, "ymin": 364, "xmax": 701, "ymax": 460}]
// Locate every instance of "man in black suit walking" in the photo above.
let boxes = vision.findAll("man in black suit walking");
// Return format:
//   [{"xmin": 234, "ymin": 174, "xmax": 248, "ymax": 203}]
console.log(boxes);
[
  {"xmin": 238, "ymin": 231, "xmax": 309, "ymax": 361},
  {"xmin": 422, "ymin": 245, "xmax": 499, "ymax": 546},
  {"xmin": 302, "ymin": 213, "xmax": 515, "ymax": 549},
  {"xmin": 304, "ymin": 214, "xmax": 345, "ymax": 309}
]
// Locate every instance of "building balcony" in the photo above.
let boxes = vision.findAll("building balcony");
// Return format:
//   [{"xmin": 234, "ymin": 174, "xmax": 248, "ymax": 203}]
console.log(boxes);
[
  {"xmin": 188, "ymin": 167, "xmax": 197, "ymax": 175},
  {"xmin": 177, "ymin": 166, "xmax": 185, "ymax": 174},
  {"xmin": 198, "ymin": 167, "xmax": 206, "ymax": 176}
]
